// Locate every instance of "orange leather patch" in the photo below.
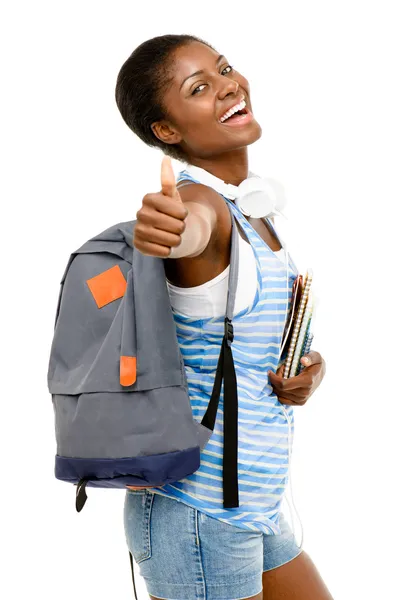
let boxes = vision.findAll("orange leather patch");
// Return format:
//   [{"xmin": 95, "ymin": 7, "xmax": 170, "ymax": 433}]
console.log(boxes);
[
  {"xmin": 86, "ymin": 265, "xmax": 127, "ymax": 308},
  {"xmin": 120, "ymin": 356, "xmax": 137, "ymax": 386}
]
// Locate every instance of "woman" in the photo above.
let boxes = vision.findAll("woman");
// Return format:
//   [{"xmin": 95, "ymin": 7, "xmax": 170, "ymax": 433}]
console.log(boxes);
[{"xmin": 115, "ymin": 34, "xmax": 330, "ymax": 600}]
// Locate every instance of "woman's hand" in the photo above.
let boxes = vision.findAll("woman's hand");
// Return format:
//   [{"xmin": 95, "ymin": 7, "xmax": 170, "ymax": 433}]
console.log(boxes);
[
  {"xmin": 133, "ymin": 156, "xmax": 188, "ymax": 258},
  {"xmin": 268, "ymin": 351, "xmax": 326, "ymax": 406},
  {"xmin": 133, "ymin": 156, "xmax": 216, "ymax": 259}
]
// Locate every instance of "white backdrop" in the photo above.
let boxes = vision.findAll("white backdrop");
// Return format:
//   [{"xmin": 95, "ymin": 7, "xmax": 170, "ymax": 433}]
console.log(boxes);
[{"xmin": 1, "ymin": 1, "xmax": 404, "ymax": 599}]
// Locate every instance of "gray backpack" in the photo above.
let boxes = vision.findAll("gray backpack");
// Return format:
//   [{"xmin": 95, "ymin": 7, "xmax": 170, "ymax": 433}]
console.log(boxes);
[{"xmin": 47, "ymin": 208, "xmax": 240, "ymax": 596}]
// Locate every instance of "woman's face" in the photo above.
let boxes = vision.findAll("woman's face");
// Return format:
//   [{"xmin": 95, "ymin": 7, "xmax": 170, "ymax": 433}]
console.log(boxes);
[{"xmin": 152, "ymin": 41, "xmax": 262, "ymax": 160}]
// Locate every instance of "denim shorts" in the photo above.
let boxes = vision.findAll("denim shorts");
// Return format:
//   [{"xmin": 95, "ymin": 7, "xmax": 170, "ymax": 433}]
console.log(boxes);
[{"xmin": 123, "ymin": 489, "xmax": 303, "ymax": 600}]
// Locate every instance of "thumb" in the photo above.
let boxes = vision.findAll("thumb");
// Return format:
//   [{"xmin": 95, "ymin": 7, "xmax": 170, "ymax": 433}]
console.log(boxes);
[{"xmin": 161, "ymin": 156, "xmax": 182, "ymax": 202}]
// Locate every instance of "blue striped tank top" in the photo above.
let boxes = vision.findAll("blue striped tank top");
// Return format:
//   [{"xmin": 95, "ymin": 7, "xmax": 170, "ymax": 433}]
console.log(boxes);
[{"xmin": 148, "ymin": 171, "xmax": 300, "ymax": 535}]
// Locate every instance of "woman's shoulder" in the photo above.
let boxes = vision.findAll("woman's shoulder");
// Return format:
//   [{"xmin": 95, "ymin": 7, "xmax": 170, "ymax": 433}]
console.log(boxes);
[{"xmin": 177, "ymin": 180, "xmax": 232, "ymax": 239}]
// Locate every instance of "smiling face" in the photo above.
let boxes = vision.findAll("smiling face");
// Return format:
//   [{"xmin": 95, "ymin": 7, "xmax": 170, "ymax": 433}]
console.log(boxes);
[{"xmin": 151, "ymin": 41, "xmax": 262, "ymax": 161}]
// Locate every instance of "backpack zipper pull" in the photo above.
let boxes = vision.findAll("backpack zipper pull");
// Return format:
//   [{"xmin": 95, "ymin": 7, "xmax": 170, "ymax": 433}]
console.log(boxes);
[{"xmin": 76, "ymin": 478, "xmax": 89, "ymax": 512}]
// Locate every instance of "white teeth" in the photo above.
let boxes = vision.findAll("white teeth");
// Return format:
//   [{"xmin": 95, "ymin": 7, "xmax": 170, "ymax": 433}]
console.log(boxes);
[{"xmin": 220, "ymin": 99, "xmax": 246, "ymax": 123}]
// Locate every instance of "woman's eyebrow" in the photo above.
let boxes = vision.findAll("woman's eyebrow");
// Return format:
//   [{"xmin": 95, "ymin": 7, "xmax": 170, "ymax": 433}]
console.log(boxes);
[{"xmin": 179, "ymin": 55, "xmax": 225, "ymax": 90}]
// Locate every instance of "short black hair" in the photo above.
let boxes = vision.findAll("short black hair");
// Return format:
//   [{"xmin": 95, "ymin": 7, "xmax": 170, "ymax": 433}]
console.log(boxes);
[{"xmin": 115, "ymin": 34, "xmax": 214, "ymax": 162}]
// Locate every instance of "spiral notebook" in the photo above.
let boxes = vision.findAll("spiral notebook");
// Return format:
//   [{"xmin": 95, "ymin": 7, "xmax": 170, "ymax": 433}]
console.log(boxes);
[{"xmin": 280, "ymin": 269, "xmax": 315, "ymax": 379}]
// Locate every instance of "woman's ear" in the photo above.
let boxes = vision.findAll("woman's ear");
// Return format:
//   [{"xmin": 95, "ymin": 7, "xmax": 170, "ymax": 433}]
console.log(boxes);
[{"xmin": 151, "ymin": 121, "xmax": 182, "ymax": 146}]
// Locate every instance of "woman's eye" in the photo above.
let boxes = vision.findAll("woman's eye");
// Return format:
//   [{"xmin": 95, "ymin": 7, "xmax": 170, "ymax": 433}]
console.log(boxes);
[
  {"xmin": 222, "ymin": 65, "xmax": 233, "ymax": 75},
  {"xmin": 192, "ymin": 84, "xmax": 207, "ymax": 95}
]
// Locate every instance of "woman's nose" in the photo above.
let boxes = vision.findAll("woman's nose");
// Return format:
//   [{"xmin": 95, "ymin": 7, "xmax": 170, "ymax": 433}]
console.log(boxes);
[{"xmin": 218, "ymin": 77, "xmax": 239, "ymax": 100}]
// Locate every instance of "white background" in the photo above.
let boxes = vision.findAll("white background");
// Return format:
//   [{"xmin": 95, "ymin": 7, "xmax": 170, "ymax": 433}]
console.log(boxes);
[{"xmin": 1, "ymin": 1, "xmax": 404, "ymax": 599}]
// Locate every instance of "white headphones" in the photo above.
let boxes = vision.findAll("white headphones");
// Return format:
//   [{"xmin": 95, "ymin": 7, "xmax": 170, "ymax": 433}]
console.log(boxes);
[{"xmin": 183, "ymin": 164, "xmax": 288, "ymax": 220}]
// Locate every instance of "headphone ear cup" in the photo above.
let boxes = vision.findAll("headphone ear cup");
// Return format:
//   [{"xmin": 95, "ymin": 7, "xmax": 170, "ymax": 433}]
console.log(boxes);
[
  {"xmin": 235, "ymin": 176, "xmax": 286, "ymax": 219},
  {"xmin": 235, "ymin": 191, "xmax": 276, "ymax": 218},
  {"xmin": 264, "ymin": 177, "xmax": 287, "ymax": 215}
]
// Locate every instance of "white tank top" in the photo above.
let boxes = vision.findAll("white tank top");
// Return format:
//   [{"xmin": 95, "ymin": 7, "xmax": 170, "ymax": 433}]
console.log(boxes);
[{"xmin": 166, "ymin": 231, "xmax": 285, "ymax": 319}]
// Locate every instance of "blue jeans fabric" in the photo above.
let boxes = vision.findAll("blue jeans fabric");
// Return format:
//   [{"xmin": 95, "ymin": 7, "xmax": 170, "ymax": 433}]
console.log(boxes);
[{"xmin": 124, "ymin": 489, "xmax": 303, "ymax": 600}]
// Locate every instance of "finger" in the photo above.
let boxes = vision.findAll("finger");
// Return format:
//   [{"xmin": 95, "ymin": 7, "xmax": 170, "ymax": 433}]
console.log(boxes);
[
  {"xmin": 282, "ymin": 387, "xmax": 309, "ymax": 402},
  {"xmin": 269, "ymin": 366, "xmax": 316, "ymax": 392},
  {"xmin": 133, "ymin": 239, "xmax": 171, "ymax": 258},
  {"xmin": 135, "ymin": 225, "xmax": 182, "ymax": 248},
  {"xmin": 278, "ymin": 395, "xmax": 306, "ymax": 406},
  {"xmin": 137, "ymin": 207, "xmax": 186, "ymax": 235},
  {"xmin": 276, "ymin": 363, "xmax": 285, "ymax": 377},
  {"xmin": 280, "ymin": 364, "xmax": 321, "ymax": 391},
  {"xmin": 143, "ymin": 192, "xmax": 188, "ymax": 221},
  {"xmin": 268, "ymin": 369, "xmax": 283, "ymax": 386},
  {"xmin": 161, "ymin": 156, "xmax": 182, "ymax": 202}
]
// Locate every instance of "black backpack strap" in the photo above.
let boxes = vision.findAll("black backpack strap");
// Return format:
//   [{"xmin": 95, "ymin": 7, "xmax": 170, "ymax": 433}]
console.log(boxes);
[
  {"xmin": 129, "ymin": 551, "xmax": 138, "ymax": 600},
  {"xmin": 201, "ymin": 317, "xmax": 239, "ymax": 508},
  {"xmin": 201, "ymin": 206, "xmax": 240, "ymax": 508}
]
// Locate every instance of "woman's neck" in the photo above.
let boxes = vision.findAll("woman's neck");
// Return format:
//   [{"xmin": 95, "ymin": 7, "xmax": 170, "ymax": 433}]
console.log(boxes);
[{"xmin": 189, "ymin": 148, "xmax": 248, "ymax": 186}]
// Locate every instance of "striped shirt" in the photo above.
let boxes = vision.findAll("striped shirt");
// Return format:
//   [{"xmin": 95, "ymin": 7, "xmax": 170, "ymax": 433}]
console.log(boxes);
[{"xmin": 148, "ymin": 171, "xmax": 299, "ymax": 535}]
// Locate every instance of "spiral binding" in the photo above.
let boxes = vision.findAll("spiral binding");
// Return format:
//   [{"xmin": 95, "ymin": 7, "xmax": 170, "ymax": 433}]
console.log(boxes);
[{"xmin": 284, "ymin": 269, "xmax": 313, "ymax": 379}]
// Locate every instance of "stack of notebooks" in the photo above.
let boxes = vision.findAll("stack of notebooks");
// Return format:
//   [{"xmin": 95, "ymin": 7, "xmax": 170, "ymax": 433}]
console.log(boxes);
[{"xmin": 280, "ymin": 269, "xmax": 315, "ymax": 379}]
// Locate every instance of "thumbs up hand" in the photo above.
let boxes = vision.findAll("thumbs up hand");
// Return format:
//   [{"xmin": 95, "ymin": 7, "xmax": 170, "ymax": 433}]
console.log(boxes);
[{"xmin": 134, "ymin": 156, "xmax": 189, "ymax": 257}]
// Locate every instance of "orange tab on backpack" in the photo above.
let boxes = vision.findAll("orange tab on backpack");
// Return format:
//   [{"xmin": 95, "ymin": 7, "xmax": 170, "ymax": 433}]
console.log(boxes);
[
  {"xmin": 120, "ymin": 356, "xmax": 137, "ymax": 386},
  {"xmin": 87, "ymin": 265, "xmax": 127, "ymax": 308}
]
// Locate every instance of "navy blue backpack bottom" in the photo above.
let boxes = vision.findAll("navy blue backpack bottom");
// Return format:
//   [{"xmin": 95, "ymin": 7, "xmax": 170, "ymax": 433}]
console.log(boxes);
[{"xmin": 55, "ymin": 444, "xmax": 201, "ymax": 495}]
